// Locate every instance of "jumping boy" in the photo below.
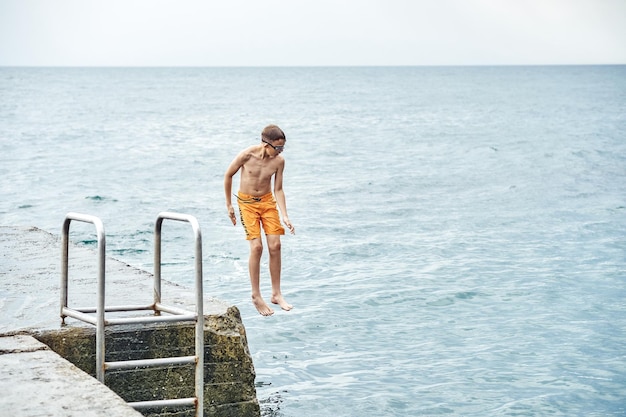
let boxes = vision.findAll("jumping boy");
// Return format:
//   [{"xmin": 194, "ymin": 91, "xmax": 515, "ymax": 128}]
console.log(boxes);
[{"xmin": 224, "ymin": 124, "xmax": 295, "ymax": 316}]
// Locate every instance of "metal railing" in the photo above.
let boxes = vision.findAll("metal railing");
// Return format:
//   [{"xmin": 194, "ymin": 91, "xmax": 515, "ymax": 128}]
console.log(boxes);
[{"xmin": 60, "ymin": 211, "xmax": 204, "ymax": 416}]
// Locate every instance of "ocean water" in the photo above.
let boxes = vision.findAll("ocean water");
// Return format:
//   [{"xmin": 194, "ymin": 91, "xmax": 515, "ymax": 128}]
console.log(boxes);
[{"xmin": 1, "ymin": 66, "xmax": 625, "ymax": 416}]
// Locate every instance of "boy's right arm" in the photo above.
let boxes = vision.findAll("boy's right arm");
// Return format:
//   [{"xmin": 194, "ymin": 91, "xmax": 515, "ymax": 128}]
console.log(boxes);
[
  {"xmin": 225, "ymin": 152, "xmax": 246, "ymax": 226},
  {"xmin": 224, "ymin": 177, "xmax": 236, "ymax": 226},
  {"xmin": 224, "ymin": 159, "xmax": 239, "ymax": 226}
]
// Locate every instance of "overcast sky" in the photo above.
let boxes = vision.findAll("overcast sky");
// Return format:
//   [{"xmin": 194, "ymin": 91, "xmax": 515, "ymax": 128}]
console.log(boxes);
[{"xmin": 1, "ymin": 0, "xmax": 625, "ymax": 66}]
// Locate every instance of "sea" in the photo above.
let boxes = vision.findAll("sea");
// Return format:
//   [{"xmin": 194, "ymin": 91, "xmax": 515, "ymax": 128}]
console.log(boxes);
[{"xmin": 1, "ymin": 66, "xmax": 625, "ymax": 416}]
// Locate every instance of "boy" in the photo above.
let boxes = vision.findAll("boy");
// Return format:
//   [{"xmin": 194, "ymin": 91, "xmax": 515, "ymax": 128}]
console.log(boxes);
[{"xmin": 224, "ymin": 125, "xmax": 295, "ymax": 316}]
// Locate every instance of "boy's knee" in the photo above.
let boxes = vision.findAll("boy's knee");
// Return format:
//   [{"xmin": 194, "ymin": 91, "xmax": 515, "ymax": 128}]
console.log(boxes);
[
  {"xmin": 249, "ymin": 240, "xmax": 263, "ymax": 257},
  {"xmin": 268, "ymin": 238, "xmax": 281, "ymax": 254}
]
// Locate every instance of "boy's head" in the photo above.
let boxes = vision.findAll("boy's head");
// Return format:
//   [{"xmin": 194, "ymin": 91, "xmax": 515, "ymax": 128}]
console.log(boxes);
[{"xmin": 262, "ymin": 125, "xmax": 286, "ymax": 142}]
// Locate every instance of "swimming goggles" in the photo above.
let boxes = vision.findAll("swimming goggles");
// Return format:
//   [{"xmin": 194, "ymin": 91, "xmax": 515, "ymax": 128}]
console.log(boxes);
[{"xmin": 262, "ymin": 139, "xmax": 285, "ymax": 153}]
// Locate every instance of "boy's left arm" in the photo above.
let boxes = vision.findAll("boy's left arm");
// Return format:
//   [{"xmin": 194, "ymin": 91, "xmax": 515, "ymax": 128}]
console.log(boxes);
[{"xmin": 274, "ymin": 160, "xmax": 295, "ymax": 234}]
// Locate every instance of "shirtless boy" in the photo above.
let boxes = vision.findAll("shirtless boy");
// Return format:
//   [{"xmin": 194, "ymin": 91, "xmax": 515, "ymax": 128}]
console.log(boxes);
[{"xmin": 224, "ymin": 125, "xmax": 295, "ymax": 316}]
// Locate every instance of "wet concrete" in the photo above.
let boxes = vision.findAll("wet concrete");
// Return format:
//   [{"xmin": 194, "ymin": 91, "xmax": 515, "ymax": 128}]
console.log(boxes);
[{"xmin": 0, "ymin": 226, "xmax": 230, "ymax": 334}]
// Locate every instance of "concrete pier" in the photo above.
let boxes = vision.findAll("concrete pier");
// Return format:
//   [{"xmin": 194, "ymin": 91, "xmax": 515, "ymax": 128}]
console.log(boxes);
[
  {"xmin": 0, "ymin": 334, "xmax": 143, "ymax": 417},
  {"xmin": 0, "ymin": 226, "xmax": 260, "ymax": 417}
]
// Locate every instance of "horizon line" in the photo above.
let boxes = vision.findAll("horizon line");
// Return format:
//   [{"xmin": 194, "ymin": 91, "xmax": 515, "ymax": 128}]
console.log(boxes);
[{"xmin": 1, "ymin": 63, "xmax": 625, "ymax": 69}]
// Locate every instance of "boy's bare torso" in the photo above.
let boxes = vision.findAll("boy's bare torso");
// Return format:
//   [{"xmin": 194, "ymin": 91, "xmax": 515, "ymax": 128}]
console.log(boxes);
[{"xmin": 238, "ymin": 145, "xmax": 284, "ymax": 196}]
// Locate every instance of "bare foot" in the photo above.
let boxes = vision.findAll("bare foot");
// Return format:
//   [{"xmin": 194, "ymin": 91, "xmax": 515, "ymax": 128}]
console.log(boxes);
[
  {"xmin": 271, "ymin": 294, "xmax": 293, "ymax": 311},
  {"xmin": 252, "ymin": 295, "xmax": 274, "ymax": 316}
]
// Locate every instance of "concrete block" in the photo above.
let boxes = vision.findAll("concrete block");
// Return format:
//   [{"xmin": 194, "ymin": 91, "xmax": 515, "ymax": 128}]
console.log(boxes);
[{"xmin": 0, "ymin": 335, "xmax": 143, "ymax": 417}]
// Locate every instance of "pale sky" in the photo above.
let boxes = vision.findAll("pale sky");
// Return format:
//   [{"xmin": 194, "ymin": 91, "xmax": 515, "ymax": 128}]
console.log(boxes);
[{"xmin": 1, "ymin": 0, "xmax": 625, "ymax": 66}]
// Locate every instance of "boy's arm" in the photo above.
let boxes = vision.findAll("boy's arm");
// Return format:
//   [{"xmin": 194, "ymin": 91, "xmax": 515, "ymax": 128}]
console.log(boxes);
[
  {"xmin": 273, "ymin": 159, "xmax": 295, "ymax": 234},
  {"xmin": 224, "ymin": 155, "xmax": 243, "ymax": 226}
]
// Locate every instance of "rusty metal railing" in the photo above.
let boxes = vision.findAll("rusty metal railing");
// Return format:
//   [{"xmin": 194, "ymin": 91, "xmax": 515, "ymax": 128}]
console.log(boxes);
[{"xmin": 61, "ymin": 211, "xmax": 204, "ymax": 417}]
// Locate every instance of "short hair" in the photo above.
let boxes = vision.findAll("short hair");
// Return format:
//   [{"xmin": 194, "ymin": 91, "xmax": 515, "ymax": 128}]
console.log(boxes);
[{"xmin": 262, "ymin": 124, "xmax": 286, "ymax": 142}]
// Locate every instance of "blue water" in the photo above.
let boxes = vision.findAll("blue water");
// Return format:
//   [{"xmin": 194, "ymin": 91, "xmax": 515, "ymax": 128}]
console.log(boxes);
[{"xmin": 1, "ymin": 66, "xmax": 625, "ymax": 416}]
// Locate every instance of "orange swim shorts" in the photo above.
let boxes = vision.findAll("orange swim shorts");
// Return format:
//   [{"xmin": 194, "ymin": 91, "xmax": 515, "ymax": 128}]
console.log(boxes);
[{"xmin": 237, "ymin": 191, "xmax": 285, "ymax": 240}]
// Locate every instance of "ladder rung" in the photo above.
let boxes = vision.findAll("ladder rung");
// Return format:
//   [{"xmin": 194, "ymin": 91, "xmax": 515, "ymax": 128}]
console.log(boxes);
[
  {"xmin": 105, "ymin": 355, "xmax": 196, "ymax": 370},
  {"xmin": 155, "ymin": 303, "xmax": 195, "ymax": 316},
  {"xmin": 129, "ymin": 397, "xmax": 197, "ymax": 410},
  {"xmin": 66, "ymin": 304, "xmax": 196, "ymax": 326},
  {"xmin": 105, "ymin": 314, "xmax": 197, "ymax": 325},
  {"xmin": 75, "ymin": 304, "xmax": 155, "ymax": 313},
  {"xmin": 61, "ymin": 307, "xmax": 97, "ymax": 325}
]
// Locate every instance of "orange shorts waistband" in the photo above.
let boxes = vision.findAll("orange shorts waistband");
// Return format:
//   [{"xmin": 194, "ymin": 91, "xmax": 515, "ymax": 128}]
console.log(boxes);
[{"xmin": 236, "ymin": 191, "xmax": 275, "ymax": 203}]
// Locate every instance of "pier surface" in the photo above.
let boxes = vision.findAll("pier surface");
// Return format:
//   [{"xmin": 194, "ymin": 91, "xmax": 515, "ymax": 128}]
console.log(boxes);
[{"xmin": 0, "ymin": 225, "xmax": 229, "ymax": 334}]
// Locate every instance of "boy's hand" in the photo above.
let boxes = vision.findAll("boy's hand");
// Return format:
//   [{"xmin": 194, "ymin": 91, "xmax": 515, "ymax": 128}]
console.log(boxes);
[
  {"xmin": 227, "ymin": 206, "xmax": 237, "ymax": 225},
  {"xmin": 283, "ymin": 217, "xmax": 295, "ymax": 234}
]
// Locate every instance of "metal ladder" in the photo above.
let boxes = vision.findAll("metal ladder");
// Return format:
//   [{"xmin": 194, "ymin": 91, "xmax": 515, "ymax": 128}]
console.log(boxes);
[{"xmin": 60, "ymin": 211, "xmax": 204, "ymax": 416}]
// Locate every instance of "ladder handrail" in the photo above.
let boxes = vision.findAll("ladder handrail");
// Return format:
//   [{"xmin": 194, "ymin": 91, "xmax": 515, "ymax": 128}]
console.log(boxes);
[
  {"xmin": 61, "ymin": 212, "xmax": 107, "ymax": 382},
  {"xmin": 60, "ymin": 211, "xmax": 205, "ymax": 417},
  {"xmin": 154, "ymin": 211, "xmax": 204, "ymax": 416}
]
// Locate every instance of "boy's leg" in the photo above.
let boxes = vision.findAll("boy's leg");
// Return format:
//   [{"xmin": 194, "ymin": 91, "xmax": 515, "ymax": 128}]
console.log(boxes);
[
  {"xmin": 248, "ymin": 238, "xmax": 274, "ymax": 316},
  {"xmin": 266, "ymin": 234, "xmax": 293, "ymax": 311}
]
